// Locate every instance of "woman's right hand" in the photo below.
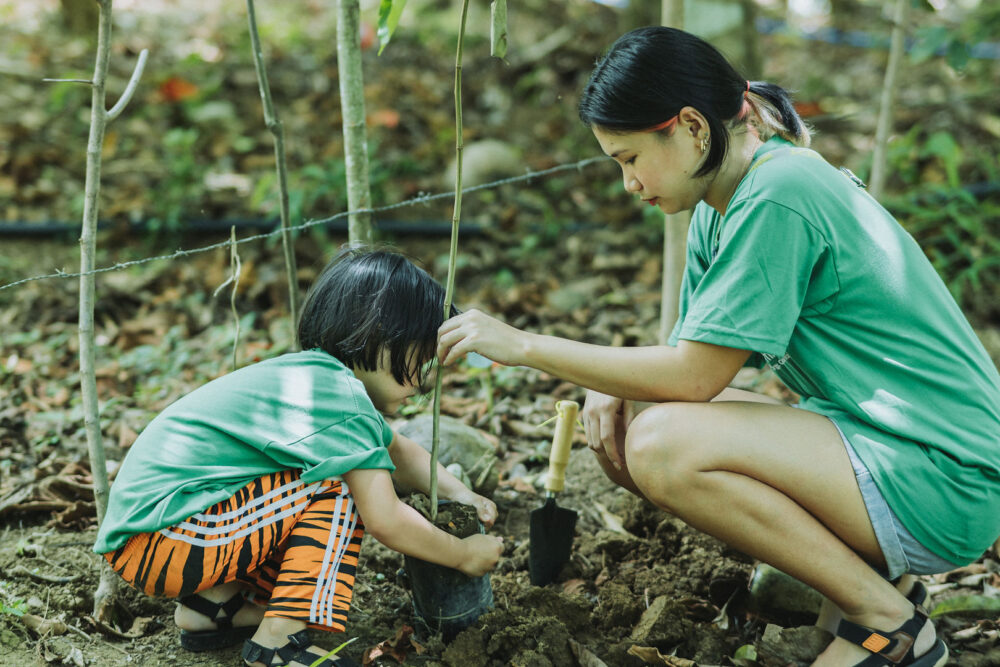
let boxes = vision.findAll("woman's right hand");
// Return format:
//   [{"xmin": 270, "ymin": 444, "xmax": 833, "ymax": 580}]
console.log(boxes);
[
  {"xmin": 458, "ymin": 534, "xmax": 504, "ymax": 577},
  {"xmin": 437, "ymin": 309, "xmax": 528, "ymax": 367},
  {"xmin": 582, "ymin": 390, "xmax": 633, "ymax": 470}
]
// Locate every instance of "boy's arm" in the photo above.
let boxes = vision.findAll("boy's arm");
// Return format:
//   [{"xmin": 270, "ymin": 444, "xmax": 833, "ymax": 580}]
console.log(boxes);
[
  {"xmin": 343, "ymin": 467, "xmax": 502, "ymax": 576},
  {"xmin": 387, "ymin": 430, "xmax": 497, "ymax": 527}
]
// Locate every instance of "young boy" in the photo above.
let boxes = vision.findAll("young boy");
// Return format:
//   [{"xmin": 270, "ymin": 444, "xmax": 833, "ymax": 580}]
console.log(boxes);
[{"xmin": 94, "ymin": 246, "xmax": 504, "ymax": 667}]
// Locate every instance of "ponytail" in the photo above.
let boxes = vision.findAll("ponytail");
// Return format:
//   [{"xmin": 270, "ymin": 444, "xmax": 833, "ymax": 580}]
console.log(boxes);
[{"xmin": 745, "ymin": 81, "xmax": 811, "ymax": 147}]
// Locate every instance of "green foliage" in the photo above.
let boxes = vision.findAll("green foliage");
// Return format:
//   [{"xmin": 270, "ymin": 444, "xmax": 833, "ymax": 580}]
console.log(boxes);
[
  {"xmin": 911, "ymin": 3, "xmax": 1000, "ymax": 71},
  {"xmin": 0, "ymin": 598, "xmax": 26, "ymax": 618},
  {"xmin": 377, "ymin": 0, "xmax": 408, "ymax": 55},
  {"xmin": 888, "ymin": 186, "xmax": 1000, "ymax": 322},
  {"xmin": 147, "ymin": 128, "xmax": 207, "ymax": 235}
]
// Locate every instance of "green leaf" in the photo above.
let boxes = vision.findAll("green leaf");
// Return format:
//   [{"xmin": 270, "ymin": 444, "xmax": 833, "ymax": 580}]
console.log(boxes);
[
  {"xmin": 308, "ymin": 637, "xmax": 357, "ymax": 667},
  {"xmin": 945, "ymin": 39, "xmax": 971, "ymax": 70},
  {"xmin": 930, "ymin": 595, "xmax": 1000, "ymax": 619},
  {"xmin": 909, "ymin": 26, "xmax": 949, "ymax": 64},
  {"xmin": 490, "ymin": 0, "xmax": 508, "ymax": 59},
  {"xmin": 376, "ymin": 0, "xmax": 408, "ymax": 56}
]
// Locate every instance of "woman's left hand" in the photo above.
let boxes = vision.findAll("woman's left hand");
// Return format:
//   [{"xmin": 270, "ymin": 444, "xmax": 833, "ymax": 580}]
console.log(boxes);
[{"xmin": 437, "ymin": 309, "xmax": 527, "ymax": 367}]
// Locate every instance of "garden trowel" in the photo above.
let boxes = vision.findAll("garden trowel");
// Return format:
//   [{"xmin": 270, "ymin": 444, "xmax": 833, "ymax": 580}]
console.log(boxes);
[{"xmin": 529, "ymin": 400, "xmax": 579, "ymax": 586}]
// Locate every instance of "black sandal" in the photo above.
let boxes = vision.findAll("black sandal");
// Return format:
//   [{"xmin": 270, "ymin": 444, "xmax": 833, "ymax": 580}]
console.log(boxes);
[
  {"xmin": 835, "ymin": 605, "xmax": 948, "ymax": 666},
  {"xmin": 178, "ymin": 591, "xmax": 257, "ymax": 652},
  {"xmin": 242, "ymin": 631, "xmax": 359, "ymax": 666}
]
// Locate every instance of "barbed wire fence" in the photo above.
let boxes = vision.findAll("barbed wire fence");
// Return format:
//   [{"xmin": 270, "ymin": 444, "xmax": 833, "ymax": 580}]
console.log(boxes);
[{"xmin": 0, "ymin": 156, "xmax": 608, "ymax": 293}]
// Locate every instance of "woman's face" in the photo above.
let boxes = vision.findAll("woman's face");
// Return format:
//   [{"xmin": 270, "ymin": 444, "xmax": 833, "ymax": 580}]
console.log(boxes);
[{"xmin": 593, "ymin": 118, "xmax": 708, "ymax": 215}]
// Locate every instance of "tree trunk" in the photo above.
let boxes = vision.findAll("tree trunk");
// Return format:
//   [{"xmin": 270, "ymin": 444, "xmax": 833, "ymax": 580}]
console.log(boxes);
[
  {"xmin": 246, "ymin": 0, "xmax": 300, "ymax": 344},
  {"xmin": 869, "ymin": 0, "xmax": 909, "ymax": 199},
  {"xmin": 658, "ymin": 0, "xmax": 691, "ymax": 346},
  {"xmin": 740, "ymin": 0, "xmax": 762, "ymax": 79},
  {"xmin": 337, "ymin": 0, "xmax": 374, "ymax": 245}
]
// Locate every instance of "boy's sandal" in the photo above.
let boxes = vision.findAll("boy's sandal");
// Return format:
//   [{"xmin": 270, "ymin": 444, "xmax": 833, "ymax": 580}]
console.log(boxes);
[
  {"xmin": 178, "ymin": 591, "xmax": 257, "ymax": 652},
  {"xmin": 242, "ymin": 631, "xmax": 359, "ymax": 666},
  {"xmin": 835, "ymin": 606, "xmax": 948, "ymax": 666}
]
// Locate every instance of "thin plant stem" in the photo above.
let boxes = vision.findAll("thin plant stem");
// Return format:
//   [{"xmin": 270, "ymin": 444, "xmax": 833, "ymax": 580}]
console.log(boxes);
[
  {"xmin": 246, "ymin": 0, "xmax": 300, "ymax": 347},
  {"xmin": 430, "ymin": 0, "xmax": 471, "ymax": 521}
]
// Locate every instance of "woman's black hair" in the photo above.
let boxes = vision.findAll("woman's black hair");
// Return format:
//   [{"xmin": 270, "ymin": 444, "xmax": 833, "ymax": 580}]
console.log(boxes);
[
  {"xmin": 297, "ymin": 245, "xmax": 457, "ymax": 386},
  {"xmin": 578, "ymin": 26, "xmax": 809, "ymax": 177}
]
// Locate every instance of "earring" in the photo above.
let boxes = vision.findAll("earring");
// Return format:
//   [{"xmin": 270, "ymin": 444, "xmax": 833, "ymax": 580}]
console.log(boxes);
[{"xmin": 700, "ymin": 136, "xmax": 709, "ymax": 153}]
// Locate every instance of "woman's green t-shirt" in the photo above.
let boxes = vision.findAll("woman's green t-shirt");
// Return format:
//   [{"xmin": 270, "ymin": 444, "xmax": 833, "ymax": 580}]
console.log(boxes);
[
  {"xmin": 94, "ymin": 350, "xmax": 395, "ymax": 554},
  {"xmin": 669, "ymin": 137, "xmax": 1000, "ymax": 565}
]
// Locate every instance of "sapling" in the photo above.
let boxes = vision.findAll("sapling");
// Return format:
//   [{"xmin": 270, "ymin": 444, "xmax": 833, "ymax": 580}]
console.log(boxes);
[
  {"xmin": 66, "ymin": 0, "xmax": 147, "ymax": 621},
  {"xmin": 246, "ymin": 0, "xmax": 300, "ymax": 344},
  {"xmin": 429, "ymin": 0, "xmax": 473, "ymax": 520}
]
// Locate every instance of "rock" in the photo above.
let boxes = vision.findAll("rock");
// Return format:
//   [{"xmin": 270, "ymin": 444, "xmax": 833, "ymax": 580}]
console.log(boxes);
[
  {"xmin": 443, "ymin": 139, "xmax": 522, "ymax": 188},
  {"xmin": 757, "ymin": 623, "xmax": 832, "ymax": 667},
  {"xmin": 629, "ymin": 595, "xmax": 694, "ymax": 648},
  {"xmin": 545, "ymin": 276, "xmax": 606, "ymax": 313},
  {"xmin": 394, "ymin": 414, "xmax": 499, "ymax": 497}
]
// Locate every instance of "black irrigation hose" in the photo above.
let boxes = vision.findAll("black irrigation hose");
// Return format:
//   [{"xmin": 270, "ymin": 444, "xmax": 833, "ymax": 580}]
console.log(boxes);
[
  {"xmin": 755, "ymin": 17, "xmax": 1000, "ymax": 61},
  {"xmin": 2, "ymin": 183, "xmax": 997, "ymax": 239}
]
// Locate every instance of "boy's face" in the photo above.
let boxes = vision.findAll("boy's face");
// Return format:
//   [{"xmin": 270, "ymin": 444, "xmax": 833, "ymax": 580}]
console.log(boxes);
[{"xmin": 351, "ymin": 349, "xmax": 421, "ymax": 414}]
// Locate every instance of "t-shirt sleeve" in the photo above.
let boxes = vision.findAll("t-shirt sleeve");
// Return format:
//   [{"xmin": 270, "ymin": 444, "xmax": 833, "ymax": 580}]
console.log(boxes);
[
  {"xmin": 267, "ymin": 413, "xmax": 397, "ymax": 483},
  {"xmin": 674, "ymin": 197, "xmax": 835, "ymax": 357},
  {"xmin": 668, "ymin": 204, "xmax": 714, "ymax": 347}
]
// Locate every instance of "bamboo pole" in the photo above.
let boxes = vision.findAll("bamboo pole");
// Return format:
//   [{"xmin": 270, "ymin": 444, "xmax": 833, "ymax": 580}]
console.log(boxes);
[
  {"xmin": 430, "ymin": 0, "xmax": 471, "ymax": 521},
  {"xmin": 246, "ymin": 0, "xmax": 300, "ymax": 344},
  {"xmin": 658, "ymin": 0, "xmax": 690, "ymax": 345},
  {"xmin": 337, "ymin": 0, "xmax": 375, "ymax": 245},
  {"xmin": 74, "ymin": 0, "xmax": 147, "ymax": 620}
]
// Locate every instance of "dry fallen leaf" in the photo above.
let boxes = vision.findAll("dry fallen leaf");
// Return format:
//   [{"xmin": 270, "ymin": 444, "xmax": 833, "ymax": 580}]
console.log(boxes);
[
  {"xmin": 362, "ymin": 624, "xmax": 417, "ymax": 665},
  {"xmin": 626, "ymin": 645, "xmax": 699, "ymax": 666}
]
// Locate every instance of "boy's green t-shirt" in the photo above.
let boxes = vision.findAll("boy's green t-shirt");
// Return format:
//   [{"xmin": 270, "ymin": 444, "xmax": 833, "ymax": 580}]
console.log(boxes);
[
  {"xmin": 94, "ymin": 350, "xmax": 396, "ymax": 554},
  {"xmin": 669, "ymin": 137, "xmax": 1000, "ymax": 565}
]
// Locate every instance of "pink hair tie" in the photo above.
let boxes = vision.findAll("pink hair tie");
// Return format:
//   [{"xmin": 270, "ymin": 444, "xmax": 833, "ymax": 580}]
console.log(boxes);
[{"xmin": 641, "ymin": 115, "xmax": 678, "ymax": 133}]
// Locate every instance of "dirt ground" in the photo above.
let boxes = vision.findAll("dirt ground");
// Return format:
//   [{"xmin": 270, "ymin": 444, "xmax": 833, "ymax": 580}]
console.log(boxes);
[{"xmin": 2, "ymin": 236, "xmax": 1000, "ymax": 667}]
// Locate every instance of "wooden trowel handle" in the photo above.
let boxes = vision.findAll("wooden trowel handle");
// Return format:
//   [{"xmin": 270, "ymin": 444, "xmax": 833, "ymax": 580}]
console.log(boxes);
[{"xmin": 545, "ymin": 400, "xmax": 579, "ymax": 494}]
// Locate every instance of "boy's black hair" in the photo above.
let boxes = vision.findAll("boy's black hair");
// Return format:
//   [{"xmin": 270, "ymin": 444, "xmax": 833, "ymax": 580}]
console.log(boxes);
[
  {"xmin": 298, "ymin": 245, "xmax": 457, "ymax": 386},
  {"xmin": 578, "ymin": 26, "xmax": 808, "ymax": 177}
]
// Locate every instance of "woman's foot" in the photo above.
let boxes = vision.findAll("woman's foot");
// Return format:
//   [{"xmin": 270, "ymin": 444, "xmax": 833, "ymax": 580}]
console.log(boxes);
[{"xmin": 812, "ymin": 599, "xmax": 940, "ymax": 666}]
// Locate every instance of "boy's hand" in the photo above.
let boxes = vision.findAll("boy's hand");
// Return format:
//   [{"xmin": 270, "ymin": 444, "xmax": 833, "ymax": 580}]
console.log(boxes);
[
  {"xmin": 459, "ymin": 534, "xmax": 504, "ymax": 577},
  {"xmin": 452, "ymin": 490, "xmax": 498, "ymax": 529}
]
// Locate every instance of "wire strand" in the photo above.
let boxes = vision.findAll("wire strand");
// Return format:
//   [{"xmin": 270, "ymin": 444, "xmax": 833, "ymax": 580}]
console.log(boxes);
[{"xmin": 0, "ymin": 156, "xmax": 607, "ymax": 292}]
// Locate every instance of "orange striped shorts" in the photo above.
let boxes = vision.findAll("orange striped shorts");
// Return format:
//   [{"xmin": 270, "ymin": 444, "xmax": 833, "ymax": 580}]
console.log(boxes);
[{"xmin": 103, "ymin": 469, "xmax": 364, "ymax": 632}]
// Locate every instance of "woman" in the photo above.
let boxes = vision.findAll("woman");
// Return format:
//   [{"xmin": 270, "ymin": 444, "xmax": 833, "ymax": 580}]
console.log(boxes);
[{"xmin": 437, "ymin": 26, "xmax": 1000, "ymax": 667}]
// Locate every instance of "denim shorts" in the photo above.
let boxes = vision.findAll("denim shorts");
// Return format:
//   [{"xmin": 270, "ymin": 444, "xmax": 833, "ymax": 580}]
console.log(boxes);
[{"xmin": 835, "ymin": 423, "xmax": 962, "ymax": 580}]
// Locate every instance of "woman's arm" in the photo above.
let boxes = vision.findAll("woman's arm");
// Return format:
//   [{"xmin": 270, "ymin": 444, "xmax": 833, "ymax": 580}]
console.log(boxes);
[
  {"xmin": 387, "ymin": 430, "xmax": 497, "ymax": 528},
  {"xmin": 437, "ymin": 309, "xmax": 750, "ymax": 402}
]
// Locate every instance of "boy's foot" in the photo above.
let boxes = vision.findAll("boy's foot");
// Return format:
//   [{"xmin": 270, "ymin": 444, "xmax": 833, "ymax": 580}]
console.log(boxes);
[
  {"xmin": 175, "ymin": 582, "xmax": 265, "ymax": 651},
  {"xmin": 242, "ymin": 630, "xmax": 358, "ymax": 667}
]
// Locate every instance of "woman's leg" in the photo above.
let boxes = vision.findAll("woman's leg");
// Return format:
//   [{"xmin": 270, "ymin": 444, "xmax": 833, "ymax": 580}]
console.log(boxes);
[{"xmin": 616, "ymin": 398, "xmax": 934, "ymax": 666}]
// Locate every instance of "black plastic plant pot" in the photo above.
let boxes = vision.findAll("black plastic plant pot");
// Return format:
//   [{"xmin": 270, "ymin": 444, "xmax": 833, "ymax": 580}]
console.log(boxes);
[
  {"xmin": 403, "ymin": 501, "xmax": 494, "ymax": 640},
  {"xmin": 403, "ymin": 553, "xmax": 494, "ymax": 640}
]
